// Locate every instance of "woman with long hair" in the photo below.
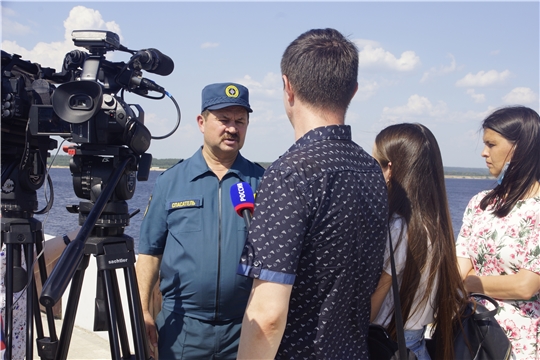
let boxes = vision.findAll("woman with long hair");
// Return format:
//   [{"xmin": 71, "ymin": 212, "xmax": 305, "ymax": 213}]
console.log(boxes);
[
  {"xmin": 456, "ymin": 106, "xmax": 540, "ymax": 359},
  {"xmin": 371, "ymin": 123, "xmax": 468, "ymax": 360}
]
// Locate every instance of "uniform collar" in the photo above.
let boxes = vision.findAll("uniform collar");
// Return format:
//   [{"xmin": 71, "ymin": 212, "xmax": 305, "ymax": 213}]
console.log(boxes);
[{"xmin": 186, "ymin": 147, "xmax": 251, "ymax": 182}]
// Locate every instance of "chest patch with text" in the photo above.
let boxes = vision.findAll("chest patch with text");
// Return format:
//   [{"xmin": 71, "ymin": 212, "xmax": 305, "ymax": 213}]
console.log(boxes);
[{"xmin": 169, "ymin": 198, "xmax": 202, "ymax": 209}]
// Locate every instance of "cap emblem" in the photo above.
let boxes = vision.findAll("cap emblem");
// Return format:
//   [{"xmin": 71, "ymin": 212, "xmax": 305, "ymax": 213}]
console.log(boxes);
[{"xmin": 225, "ymin": 85, "xmax": 239, "ymax": 98}]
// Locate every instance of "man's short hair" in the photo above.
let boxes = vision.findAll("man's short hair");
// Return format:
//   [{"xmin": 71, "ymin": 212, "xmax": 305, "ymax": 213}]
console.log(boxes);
[{"xmin": 281, "ymin": 28, "xmax": 359, "ymax": 113}]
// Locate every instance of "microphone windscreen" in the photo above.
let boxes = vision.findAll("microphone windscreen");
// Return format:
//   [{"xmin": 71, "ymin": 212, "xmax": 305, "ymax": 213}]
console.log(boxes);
[
  {"xmin": 148, "ymin": 48, "xmax": 174, "ymax": 76},
  {"xmin": 230, "ymin": 182, "xmax": 255, "ymax": 217}
]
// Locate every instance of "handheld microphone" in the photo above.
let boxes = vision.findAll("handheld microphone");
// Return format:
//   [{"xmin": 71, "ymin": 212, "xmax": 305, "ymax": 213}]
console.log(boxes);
[
  {"xmin": 135, "ymin": 48, "xmax": 174, "ymax": 76},
  {"xmin": 230, "ymin": 182, "xmax": 255, "ymax": 228}
]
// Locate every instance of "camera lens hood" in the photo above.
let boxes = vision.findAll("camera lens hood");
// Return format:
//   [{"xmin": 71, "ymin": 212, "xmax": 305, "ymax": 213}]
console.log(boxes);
[{"xmin": 52, "ymin": 81, "xmax": 103, "ymax": 124}]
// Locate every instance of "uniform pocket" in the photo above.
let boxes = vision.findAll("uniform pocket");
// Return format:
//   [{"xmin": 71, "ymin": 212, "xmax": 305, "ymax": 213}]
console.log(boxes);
[{"xmin": 166, "ymin": 195, "xmax": 203, "ymax": 233}]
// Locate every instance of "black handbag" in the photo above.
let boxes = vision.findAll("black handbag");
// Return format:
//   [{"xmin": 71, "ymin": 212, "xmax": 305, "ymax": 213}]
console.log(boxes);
[
  {"xmin": 453, "ymin": 293, "xmax": 512, "ymax": 360},
  {"xmin": 427, "ymin": 293, "xmax": 512, "ymax": 360},
  {"xmin": 368, "ymin": 229, "xmax": 417, "ymax": 360}
]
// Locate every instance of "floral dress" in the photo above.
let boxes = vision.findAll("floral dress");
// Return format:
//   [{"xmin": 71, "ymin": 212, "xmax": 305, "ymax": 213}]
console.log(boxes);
[{"xmin": 456, "ymin": 190, "xmax": 540, "ymax": 360}]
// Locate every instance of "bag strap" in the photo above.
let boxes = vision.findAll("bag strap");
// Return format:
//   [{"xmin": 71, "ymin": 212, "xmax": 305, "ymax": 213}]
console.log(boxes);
[
  {"xmin": 470, "ymin": 292, "xmax": 499, "ymax": 319},
  {"xmin": 388, "ymin": 227, "xmax": 409, "ymax": 359}
]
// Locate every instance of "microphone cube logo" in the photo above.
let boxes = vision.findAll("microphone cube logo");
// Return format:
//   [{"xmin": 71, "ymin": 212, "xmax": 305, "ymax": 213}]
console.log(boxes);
[
  {"xmin": 230, "ymin": 182, "xmax": 255, "ymax": 217},
  {"xmin": 237, "ymin": 182, "xmax": 247, "ymax": 202}
]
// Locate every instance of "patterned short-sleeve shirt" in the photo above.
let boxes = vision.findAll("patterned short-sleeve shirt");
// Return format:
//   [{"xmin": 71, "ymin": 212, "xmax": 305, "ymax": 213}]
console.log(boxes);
[{"xmin": 238, "ymin": 125, "xmax": 388, "ymax": 359}]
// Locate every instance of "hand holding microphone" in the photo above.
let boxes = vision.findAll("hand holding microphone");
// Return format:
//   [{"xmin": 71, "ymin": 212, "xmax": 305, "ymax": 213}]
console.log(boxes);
[{"xmin": 230, "ymin": 182, "xmax": 255, "ymax": 228}]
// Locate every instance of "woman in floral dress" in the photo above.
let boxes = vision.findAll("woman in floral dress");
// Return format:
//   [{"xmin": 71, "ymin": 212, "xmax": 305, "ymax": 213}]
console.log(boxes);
[{"xmin": 456, "ymin": 106, "xmax": 540, "ymax": 359}]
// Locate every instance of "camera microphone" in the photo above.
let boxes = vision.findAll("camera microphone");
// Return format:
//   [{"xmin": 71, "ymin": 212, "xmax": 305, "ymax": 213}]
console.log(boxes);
[
  {"xmin": 135, "ymin": 48, "xmax": 174, "ymax": 76},
  {"xmin": 230, "ymin": 182, "xmax": 255, "ymax": 228}
]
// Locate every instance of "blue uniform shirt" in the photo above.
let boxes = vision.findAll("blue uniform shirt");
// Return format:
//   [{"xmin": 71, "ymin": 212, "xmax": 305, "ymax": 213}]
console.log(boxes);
[{"xmin": 139, "ymin": 148, "xmax": 264, "ymax": 321}]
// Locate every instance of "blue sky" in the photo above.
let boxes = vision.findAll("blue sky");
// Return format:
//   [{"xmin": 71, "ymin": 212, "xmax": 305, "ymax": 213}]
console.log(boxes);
[{"xmin": 2, "ymin": 1, "xmax": 539, "ymax": 168}]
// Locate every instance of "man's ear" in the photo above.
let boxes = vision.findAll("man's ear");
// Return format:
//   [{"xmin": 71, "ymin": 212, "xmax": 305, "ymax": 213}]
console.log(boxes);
[
  {"xmin": 196, "ymin": 114, "xmax": 205, "ymax": 133},
  {"xmin": 283, "ymin": 75, "xmax": 294, "ymax": 103},
  {"xmin": 352, "ymin": 81, "xmax": 358, "ymax": 99}
]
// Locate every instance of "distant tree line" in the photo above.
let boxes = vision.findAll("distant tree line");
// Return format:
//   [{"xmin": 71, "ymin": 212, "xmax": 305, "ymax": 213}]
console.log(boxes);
[
  {"xmin": 48, "ymin": 155, "xmax": 182, "ymax": 169},
  {"xmin": 47, "ymin": 155, "xmax": 489, "ymax": 176}
]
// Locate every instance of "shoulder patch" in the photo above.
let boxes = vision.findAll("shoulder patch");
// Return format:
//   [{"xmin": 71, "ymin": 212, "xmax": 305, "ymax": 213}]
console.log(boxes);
[{"xmin": 143, "ymin": 195, "xmax": 152, "ymax": 218}]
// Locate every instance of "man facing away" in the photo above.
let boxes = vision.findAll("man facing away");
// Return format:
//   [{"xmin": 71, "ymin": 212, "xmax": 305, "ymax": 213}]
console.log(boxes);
[
  {"xmin": 237, "ymin": 28, "xmax": 389, "ymax": 359},
  {"xmin": 135, "ymin": 83, "xmax": 265, "ymax": 359}
]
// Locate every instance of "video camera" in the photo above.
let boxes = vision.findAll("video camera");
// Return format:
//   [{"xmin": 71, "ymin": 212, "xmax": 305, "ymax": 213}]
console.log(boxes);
[
  {"xmin": 2, "ymin": 30, "xmax": 180, "ymax": 211},
  {"xmin": 1, "ymin": 30, "xmax": 180, "ymax": 359},
  {"xmin": 2, "ymin": 30, "xmax": 178, "ymax": 155}
]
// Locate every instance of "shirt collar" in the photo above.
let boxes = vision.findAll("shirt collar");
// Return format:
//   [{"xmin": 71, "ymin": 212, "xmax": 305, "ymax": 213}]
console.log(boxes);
[{"xmin": 287, "ymin": 125, "xmax": 352, "ymax": 154}]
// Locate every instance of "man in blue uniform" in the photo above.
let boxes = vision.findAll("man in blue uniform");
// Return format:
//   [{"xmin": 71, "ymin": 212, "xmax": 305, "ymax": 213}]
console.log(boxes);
[
  {"xmin": 136, "ymin": 83, "xmax": 264, "ymax": 359},
  {"xmin": 237, "ymin": 29, "xmax": 388, "ymax": 359}
]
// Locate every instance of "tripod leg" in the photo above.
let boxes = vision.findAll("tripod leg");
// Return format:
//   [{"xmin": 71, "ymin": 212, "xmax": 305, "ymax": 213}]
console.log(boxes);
[
  {"xmin": 24, "ymin": 243, "xmax": 34, "ymax": 360},
  {"xmin": 33, "ymin": 232, "xmax": 59, "ymax": 360},
  {"xmin": 2, "ymin": 219, "xmax": 60, "ymax": 360},
  {"xmin": 126, "ymin": 266, "xmax": 152, "ymax": 360},
  {"xmin": 110, "ymin": 270, "xmax": 133, "ymax": 358},
  {"xmin": 54, "ymin": 254, "xmax": 90, "ymax": 360},
  {"xmin": 4, "ymin": 243, "xmax": 16, "ymax": 360},
  {"xmin": 101, "ymin": 269, "xmax": 123, "ymax": 359},
  {"xmin": 111, "ymin": 270, "xmax": 134, "ymax": 356},
  {"xmin": 34, "ymin": 231, "xmax": 59, "ymax": 342},
  {"xmin": 3, "ymin": 241, "xmax": 29, "ymax": 360},
  {"xmin": 91, "ymin": 237, "xmax": 152, "ymax": 360}
]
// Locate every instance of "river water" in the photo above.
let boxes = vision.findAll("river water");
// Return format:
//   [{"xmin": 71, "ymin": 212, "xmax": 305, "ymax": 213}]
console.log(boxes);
[{"xmin": 34, "ymin": 168, "xmax": 496, "ymax": 252}]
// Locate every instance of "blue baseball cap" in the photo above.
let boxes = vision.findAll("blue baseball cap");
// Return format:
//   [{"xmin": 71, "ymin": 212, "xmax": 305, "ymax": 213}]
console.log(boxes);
[{"xmin": 201, "ymin": 82, "xmax": 253, "ymax": 113}]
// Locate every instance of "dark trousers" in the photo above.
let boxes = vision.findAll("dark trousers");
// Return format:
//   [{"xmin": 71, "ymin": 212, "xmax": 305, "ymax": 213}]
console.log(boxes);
[{"xmin": 155, "ymin": 308, "xmax": 243, "ymax": 360}]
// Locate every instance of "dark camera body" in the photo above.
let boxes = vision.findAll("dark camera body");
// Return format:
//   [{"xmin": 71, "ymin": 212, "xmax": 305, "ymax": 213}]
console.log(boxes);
[{"xmin": 1, "ymin": 30, "xmax": 154, "ymax": 156}]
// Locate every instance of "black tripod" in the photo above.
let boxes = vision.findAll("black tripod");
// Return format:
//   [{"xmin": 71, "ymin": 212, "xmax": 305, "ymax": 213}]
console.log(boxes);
[
  {"xmin": 1, "ymin": 141, "xmax": 60, "ymax": 360},
  {"xmin": 40, "ymin": 147, "xmax": 152, "ymax": 360},
  {"xmin": 1, "ymin": 216, "xmax": 61, "ymax": 360}
]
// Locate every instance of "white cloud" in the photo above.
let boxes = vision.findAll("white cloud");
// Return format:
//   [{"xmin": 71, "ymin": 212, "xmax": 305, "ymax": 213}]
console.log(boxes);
[
  {"xmin": 380, "ymin": 94, "xmax": 448, "ymax": 124},
  {"xmin": 420, "ymin": 54, "xmax": 458, "ymax": 82},
  {"xmin": 466, "ymin": 89, "xmax": 486, "ymax": 103},
  {"xmin": 1, "ymin": 6, "xmax": 122, "ymax": 69},
  {"xmin": 236, "ymin": 73, "xmax": 282, "ymax": 99},
  {"xmin": 490, "ymin": 50, "xmax": 500, "ymax": 56},
  {"xmin": 455, "ymin": 69, "xmax": 511, "ymax": 87},
  {"xmin": 63, "ymin": 6, "xmax": 122, "ymax": 42},
  {"xmin": 502, "ymin": 87, "xmax": 538, "ymax": 105},
  {"xmin": 354, "ymin": 79, "xmax": 380, "ymax": 101},
  {"xmin": 358, "ymin": 44, "xmax": 420, "ymax": 72},
  {"xmin": 201, "ymin": 42, "xmax": 219, "ymax": 49},
  {"xmin": 2, "ymin": 6, "xmax": 16, "ymax": 17},
  {"xmin": 353, "ymin": 39, "xmax": 380, "ymax": 49},
  {"xmin": 2, "ymin": 18, "xmax": 32, "ymax": 36}
]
